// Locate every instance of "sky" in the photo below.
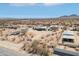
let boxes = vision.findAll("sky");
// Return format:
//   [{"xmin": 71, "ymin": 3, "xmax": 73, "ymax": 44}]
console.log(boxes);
[{"xmin": 0, "ymin": 3, "xmax": 79, "ymax": 18}]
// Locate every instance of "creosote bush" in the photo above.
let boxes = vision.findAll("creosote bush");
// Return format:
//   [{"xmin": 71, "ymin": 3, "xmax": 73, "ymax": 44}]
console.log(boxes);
[{"xmin": 23, "ymin": 40, "xmax": 53, "ymax": 56}]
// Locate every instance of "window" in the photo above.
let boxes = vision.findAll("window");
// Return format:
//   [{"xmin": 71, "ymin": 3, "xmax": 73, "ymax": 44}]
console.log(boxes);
[
  {"xmin": 34, "ymin": 28, "xmax": 46, "ymax": 31},
  {"xmin": 63, "ymin": 34, "xmax": 74, "ymax": 36},
  {"xmin": 62, "ymin": 38, "xmax": 74, "ymax": 43}
]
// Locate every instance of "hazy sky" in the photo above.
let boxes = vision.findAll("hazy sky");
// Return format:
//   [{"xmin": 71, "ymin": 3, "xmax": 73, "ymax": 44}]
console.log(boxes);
[{"xmin": 0, "ymin": 3, "xmax": 79, "ymax": 18}]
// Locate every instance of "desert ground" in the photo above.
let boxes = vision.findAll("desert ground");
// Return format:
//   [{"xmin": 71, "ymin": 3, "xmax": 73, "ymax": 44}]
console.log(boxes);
[{"xmin": 0, "ymin": 17, "xmax": 79, "ymax": 56}]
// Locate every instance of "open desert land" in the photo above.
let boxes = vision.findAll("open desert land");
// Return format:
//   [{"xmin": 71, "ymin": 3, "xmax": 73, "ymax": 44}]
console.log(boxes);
[{"xmin": 0, "ymin": 15, "xmax": 79, "ymax": 56}]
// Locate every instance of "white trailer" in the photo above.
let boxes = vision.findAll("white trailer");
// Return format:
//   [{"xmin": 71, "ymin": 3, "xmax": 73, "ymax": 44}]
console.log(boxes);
[{"xmin": 58, "ymin": 30, "xmax": 79, "ymax": 47}]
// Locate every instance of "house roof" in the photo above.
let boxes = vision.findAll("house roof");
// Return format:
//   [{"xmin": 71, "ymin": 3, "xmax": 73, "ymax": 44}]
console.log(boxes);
[
  {"xmin": 62, "ymin": 30, "xmax": 76, "ymax": 39},
  {"xmin": 63, "ymin": 30, "xmax": 75, "ymax": 35}
]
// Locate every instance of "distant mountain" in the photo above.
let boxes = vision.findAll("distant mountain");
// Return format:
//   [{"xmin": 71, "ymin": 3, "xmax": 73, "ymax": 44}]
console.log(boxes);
[
  {"xmin": 0, "ymin": 14, "xmax": 79, "ymax": 20},
  {"xmin": 56, "ymin": 14, "xmax": 79, "ymax": 21},
  {"xmin": 60, "ymin": 14, "xmax": 78, "ymax": 17},
  {"xmin": 69, "ymin": 14, "xmax": 79, "ymax": 16}
]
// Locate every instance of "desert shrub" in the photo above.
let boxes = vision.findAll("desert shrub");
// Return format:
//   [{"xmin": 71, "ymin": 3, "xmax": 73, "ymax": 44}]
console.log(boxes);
[
  {"xmin": 27, "ymin": 40, "xmax": 53, "ymax": 56},
  {"xmin": 40, "ymin": 43, "xmax": 53, "ymax": 56},
  {"xmin": 0, "ymin": 37, "xmax": 5, "ymax": 41},
  {"xmin": 30, "ymin": 40, "xmax": 39, "ymax": 54}
]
